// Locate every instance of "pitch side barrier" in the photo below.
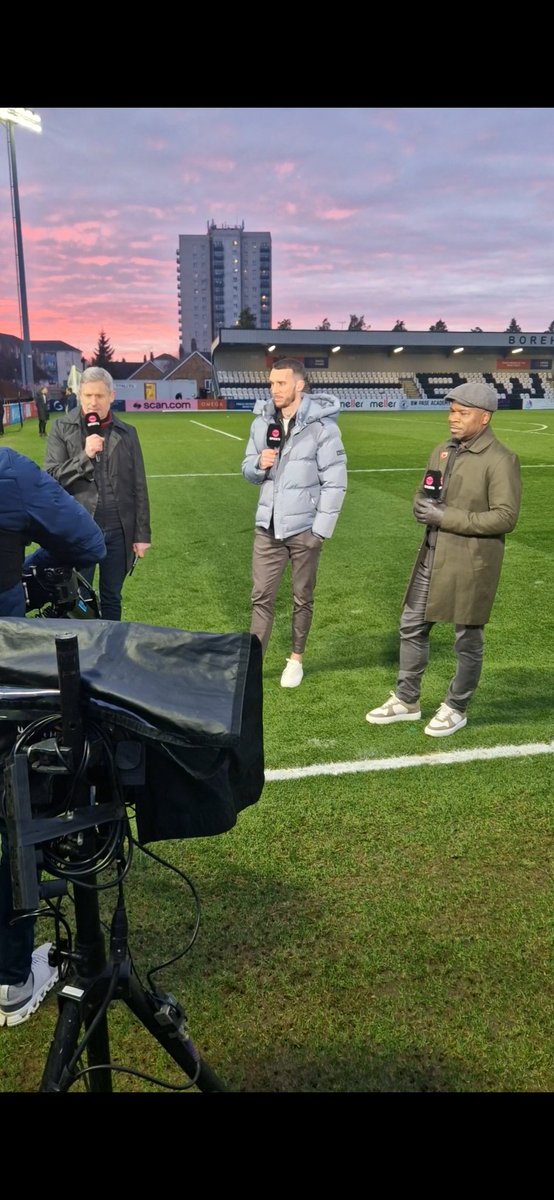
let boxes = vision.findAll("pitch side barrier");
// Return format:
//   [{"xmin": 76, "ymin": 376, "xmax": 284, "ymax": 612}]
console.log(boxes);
[
  {"xmin": 337, "ymin": 397, "xmax": 554, "ymax": 411},
  {"xmin": 3, "ymin": 400, "xmax": 28, "ymax": 426},
  {"xmin": 119, "ymin": 397, "xmax": 554, "ymax": 412}
]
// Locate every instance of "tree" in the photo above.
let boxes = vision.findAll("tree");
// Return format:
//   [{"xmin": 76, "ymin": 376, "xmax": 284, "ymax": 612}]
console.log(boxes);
[
  {"xmin": 315, "ymin": 318, "xmax": 331, "ymax": 331},
  {"xmin": 471, "ymin": 327, "xmax": 483, "ymax": 332},
  {"xmin": 392, "ymin": 319, "xmax": 406, "ymax": 332},
  {"xmin": 545, "ymin": 321, "xmax": 554, "ymax": 333},
  {"xmin": 429, "ymin": 319, "xmax": 448, "ymax": 332},
  {"xmin": 91, "ymin": 329, "xmax": 115, "ymax": 367},
  {"xmin": 348, "ymin": 314, "xmax": 368, "ymax": 331},
  {"xmin": 505, "ymin": 318, "xmax": 521, "ymax": 333},
  {"xmin": 276, "ymin": 318, "xmax": 292, "ymax": 330},
  {"xmin": 237, "ymin": 307, "xmax": 256, "ymax": 329}
]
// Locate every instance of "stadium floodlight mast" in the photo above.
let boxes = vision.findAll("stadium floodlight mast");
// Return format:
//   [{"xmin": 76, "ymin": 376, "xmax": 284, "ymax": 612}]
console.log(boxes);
[{"xmin": 0, "ymin": 107, "xmax": 42, "ymax": 392}]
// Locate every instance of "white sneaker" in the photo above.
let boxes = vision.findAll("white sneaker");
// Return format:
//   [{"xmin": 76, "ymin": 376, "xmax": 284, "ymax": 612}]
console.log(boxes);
[
  {"xmin": 0, "ymin": 943, "xmax": 58, "ymax": 1027},
  {"xmin": 365, "ymin": 691, "xmax": 421, "ymax": 724},
  {"xmin": 424, "ymin": 702, "xmax": 467, "ymax": 738},
  {"xmin": 280, "ymin": 658, "xmax": 304, "ymax": 688}
]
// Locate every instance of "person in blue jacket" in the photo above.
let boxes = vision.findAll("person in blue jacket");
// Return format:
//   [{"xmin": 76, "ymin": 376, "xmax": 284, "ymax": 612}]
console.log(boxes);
[{"xmin": 0, "ymin": 445, "xmax": 106, "ymax": 1027}]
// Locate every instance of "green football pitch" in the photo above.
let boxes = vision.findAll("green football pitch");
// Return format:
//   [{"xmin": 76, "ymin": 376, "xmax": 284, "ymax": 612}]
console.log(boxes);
[{"xmin": 1, "ymin": 408, "xmax": 552, "ymax": 1092}]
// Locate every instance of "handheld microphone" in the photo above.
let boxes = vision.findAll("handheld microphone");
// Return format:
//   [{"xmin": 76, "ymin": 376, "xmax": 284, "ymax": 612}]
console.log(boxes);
[
  {"xmin": 423, "ymin": 469, "xmax": 442, "ymax": 500},
  {"xmin": 84, "ymin": 411, "xmax": 103, "ymax": 464},
  {"xmin": 266, "ymin": 421, "xmax": 283, "ymax": 452}
]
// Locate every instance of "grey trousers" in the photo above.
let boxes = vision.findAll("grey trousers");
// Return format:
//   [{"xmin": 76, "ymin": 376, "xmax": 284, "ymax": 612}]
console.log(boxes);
[
  {"xmin": 250, "ymin": 526, "xmax": 323, "ymax": 656},
  {"xmin": 396, "ymin": 557, "xmax": 484, "ymax": 714}
]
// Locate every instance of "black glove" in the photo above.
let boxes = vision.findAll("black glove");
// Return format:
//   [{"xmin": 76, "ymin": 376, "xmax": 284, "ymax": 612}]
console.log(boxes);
[{"xmin": 413, "ymin": 496, "xmax": 444, "ymax": 526}]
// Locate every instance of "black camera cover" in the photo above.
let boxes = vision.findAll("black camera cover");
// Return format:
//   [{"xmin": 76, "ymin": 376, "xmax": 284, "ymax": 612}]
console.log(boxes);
[{"xmin": 0, "ymin": 619, "xmax": 264, "ymax": 842}]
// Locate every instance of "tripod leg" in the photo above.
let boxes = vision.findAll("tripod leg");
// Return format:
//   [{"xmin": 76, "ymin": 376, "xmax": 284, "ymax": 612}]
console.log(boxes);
[
  {"xmin": 83, "ymin": 1003, "xmax": 112, "ymax": 1091},
  {"xmin": 124, "ymin": 975, "xmax": 227, "ymax": 1092},
  {"xmin": 40, "ymin": 991, "xmax": 113, "ymax": 1093}
]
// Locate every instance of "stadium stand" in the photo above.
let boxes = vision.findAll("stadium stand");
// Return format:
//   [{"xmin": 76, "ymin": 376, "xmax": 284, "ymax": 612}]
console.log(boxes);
[
  {"xmin": 211, "ymin": 329, "xmax": 554, "ymax": 411},
  {"xmin": 215, "ymin": 367, "xmax": 554, "ymax": 409}
]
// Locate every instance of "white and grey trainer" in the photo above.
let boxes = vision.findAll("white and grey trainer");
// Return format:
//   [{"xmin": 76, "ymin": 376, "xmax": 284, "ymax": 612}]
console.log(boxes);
[
  {"xmin": 365, "ymin": 691, "xmax": 421, "ymax": 724},
  {"xmin": 424, "ymin": 702, "xmax": 467, "ymax": 738}
]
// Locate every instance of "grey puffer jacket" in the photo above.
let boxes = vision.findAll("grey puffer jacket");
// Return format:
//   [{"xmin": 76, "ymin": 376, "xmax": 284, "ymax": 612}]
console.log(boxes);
[{"xmin": 241, "ymin": 393, "xmax": 347, "ymax": 540}]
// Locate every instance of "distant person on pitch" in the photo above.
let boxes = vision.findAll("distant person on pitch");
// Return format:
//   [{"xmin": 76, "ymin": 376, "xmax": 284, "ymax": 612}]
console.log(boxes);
[
  {"xmin": 64, "ymin": 386, "xmax": 78, "ymax": 412},
  {"xmin": 44, "ymin": 366, "xmax": 151, "ymax": 620},
  {"xmin": 366, "ymin": 382, "xmax": 521, "ymax": 736},
  {"xmin": 35, "ymin": 384, "xmax": 49, "ymax": 437},
  {"xmin": 242, "ymin": 357, "xmax": 347, "ymax": 688}
]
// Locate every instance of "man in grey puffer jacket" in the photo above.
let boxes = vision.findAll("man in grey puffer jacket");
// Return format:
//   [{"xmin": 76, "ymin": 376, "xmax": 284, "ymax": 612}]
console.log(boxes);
[{"xmin": 242, "ymin": 357, "xmax": 347, "ymax": 688}]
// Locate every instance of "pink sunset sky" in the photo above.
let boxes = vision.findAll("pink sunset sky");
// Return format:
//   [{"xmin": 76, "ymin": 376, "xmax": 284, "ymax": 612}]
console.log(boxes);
[{"xmin": 1, "ymin": 107, "xmax": 553, "ymax": 361}]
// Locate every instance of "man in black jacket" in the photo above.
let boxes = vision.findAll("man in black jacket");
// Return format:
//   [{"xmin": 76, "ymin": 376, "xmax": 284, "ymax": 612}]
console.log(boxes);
[{"xmin": 44, "ymin": 367, "xmax": 151, "ymax": 620}]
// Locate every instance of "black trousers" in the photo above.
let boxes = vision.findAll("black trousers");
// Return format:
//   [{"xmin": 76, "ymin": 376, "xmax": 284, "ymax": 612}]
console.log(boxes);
[{"xmin": 80, "ymin": 526, "xmax": 127, "ymax": 621}]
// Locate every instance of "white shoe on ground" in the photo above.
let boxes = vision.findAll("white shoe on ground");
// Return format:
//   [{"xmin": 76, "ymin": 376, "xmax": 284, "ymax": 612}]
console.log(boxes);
[
  {"xmin": 0, "ymin": 943, "xmax": 58, "ymax": 1027},
  {"xmin": 365, "ymin": 691, "xmax": 421, "ymax": 724},
  {"xmin": 280, "ymin": 658, "xmax": 304, "ymax": 688},
  {"xmin": 424, "ymin": 702, "xmax": 467, "ymax": 738}
]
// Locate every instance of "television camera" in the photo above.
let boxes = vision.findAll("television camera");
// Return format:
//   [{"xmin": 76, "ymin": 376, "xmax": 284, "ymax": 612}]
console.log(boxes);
[
  {"xmin": 23, "ymin": 562, "xmax": 100, "ymax": 619},
  {"xmin": 0, "ymin": 605, "xmax": 264, "ymax": 1092}
]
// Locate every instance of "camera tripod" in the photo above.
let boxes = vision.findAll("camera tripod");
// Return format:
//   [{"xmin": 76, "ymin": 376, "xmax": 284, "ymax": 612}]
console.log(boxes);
[
  {"xmin": 40, "ymin": 853, "xmax": 226, "ymax": 1093},
  {"xmin": 7, "ymin": 631, "xmax": 225, "ymax": 1093}
]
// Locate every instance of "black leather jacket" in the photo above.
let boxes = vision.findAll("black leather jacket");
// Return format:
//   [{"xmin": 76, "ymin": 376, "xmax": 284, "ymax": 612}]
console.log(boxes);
[{"xmin": 44, "ymin": 408, "xmax": 151, "ymax": 572}]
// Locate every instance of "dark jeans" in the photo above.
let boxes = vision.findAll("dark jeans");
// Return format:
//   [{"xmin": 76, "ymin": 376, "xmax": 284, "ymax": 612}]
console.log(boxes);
[
  {"xmin": 0, "ymin": 831, "xmax": 35, "ymax": 985},
  {"xmin": 396, "ymin": 556, "xmax": 484, "ymax": 714},
  {"xmin": 80, "ymin": 525, "xmax": 127, "ymax": 621},
  {"xmin": 0, "ymin": 584, "xmax": 37, "ymax": 984}
]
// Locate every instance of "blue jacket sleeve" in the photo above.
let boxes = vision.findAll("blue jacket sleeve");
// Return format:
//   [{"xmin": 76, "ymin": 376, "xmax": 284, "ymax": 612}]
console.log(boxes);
[{"xmin": 18, "ymin": 458, "xmax": 106, "ymax": 568}]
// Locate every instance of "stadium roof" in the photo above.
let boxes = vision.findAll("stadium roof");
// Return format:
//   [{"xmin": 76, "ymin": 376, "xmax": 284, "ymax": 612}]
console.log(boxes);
[{"xmin": 212, "ymin": 328, "xmax": 554, "ymax": 356}]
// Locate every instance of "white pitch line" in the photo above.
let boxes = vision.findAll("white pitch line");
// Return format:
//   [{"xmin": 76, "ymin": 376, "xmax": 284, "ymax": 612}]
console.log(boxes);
[
  {"xmin": 148, "ymin": 472, "xmax": 241, "ymax": 478},
  {"xmin": 264, "ymin": 739, "xmax": 554, "ymax": 781},
  {"xmin": 190, "ymin": 420, "xmax": 243, "ymax": 441},
  {"xmin": 349, "ymin": 463, "xmax": 554, "ymax": 473},
  {"xmin": 147, "ymin": 464, "xmax": 554, "ymax": 480}
]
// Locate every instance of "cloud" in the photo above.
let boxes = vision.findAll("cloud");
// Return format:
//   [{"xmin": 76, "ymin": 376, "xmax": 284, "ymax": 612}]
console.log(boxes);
[
  {"xmin": 315, "ymin": 207, "xmax": 359, "ymax": 221},
  {"xmin": 0, "ymin": 106, "xmax": 553, "ymax": 356}
]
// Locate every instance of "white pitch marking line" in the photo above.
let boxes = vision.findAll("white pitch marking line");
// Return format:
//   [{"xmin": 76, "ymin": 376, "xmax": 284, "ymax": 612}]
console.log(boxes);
[
  {"xmin": 148, "ymin": 472, "xmax": 242, "ymax": 478},
  {"xmin": 147, "ymin": 463, "xmax": 554, "ymax": 480},
  {"xmin": 190, "ymin": 420, "xmax": 243, "ymax": 441},
  {"xmin": 264, "ymin": 739, "xmax": 554, "ymax": 782},
  {"xmin": 348, "ymin": 464, "xmax": 554, "ymax": 474}
]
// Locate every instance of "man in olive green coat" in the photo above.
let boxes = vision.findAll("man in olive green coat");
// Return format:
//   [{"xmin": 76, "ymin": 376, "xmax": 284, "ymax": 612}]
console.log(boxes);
[{"xmin": 366, "ymin": 382, "xmax": 521, "ymax": 737}]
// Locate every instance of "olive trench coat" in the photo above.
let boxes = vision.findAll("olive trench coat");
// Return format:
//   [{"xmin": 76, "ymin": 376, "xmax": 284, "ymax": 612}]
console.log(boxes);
[{"xmin": 405, "ymin": 425, "xmax": 521, "ymax": 625}]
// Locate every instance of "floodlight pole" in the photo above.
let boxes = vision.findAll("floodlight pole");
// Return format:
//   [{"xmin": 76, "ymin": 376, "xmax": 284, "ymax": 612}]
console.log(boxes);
[
  {"xmin": 0, "ymin": 110, "xmax": 41, "ymax": 392},
  {"xmin": 5, "ymin": 122, "xmax": 33, "ymax": 391}
]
